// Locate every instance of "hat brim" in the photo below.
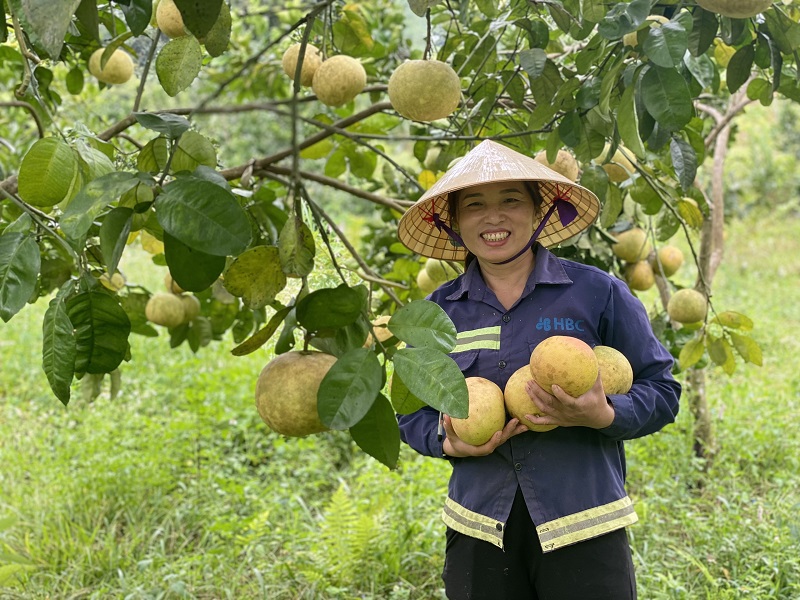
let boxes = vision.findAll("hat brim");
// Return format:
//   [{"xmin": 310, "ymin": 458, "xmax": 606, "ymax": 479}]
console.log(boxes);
[{"xmin": 397, "ymin": 140, "xmax": 600, "ymax": 260}]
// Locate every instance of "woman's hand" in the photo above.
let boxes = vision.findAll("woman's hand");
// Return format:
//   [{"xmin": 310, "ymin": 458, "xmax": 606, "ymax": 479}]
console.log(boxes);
[
  {"xmin": 524, "ymin": 374, "xmax": 615, "ymax": 430},
  {"xmin": 442, "ymin": 415, "xmax": 528, "ymax": 458}
]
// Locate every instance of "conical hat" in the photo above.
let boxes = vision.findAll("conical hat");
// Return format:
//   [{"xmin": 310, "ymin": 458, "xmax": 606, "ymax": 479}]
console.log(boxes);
[{"xmin": 397, "ymin": 140, "xmax": 600, "ymax": 260}]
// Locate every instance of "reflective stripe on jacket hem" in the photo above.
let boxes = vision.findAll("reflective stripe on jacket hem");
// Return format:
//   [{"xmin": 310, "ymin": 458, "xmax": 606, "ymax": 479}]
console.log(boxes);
[
  {"xmin": 442, "ymin": 496, "xmax": 505, "ymax": 549},
  {"xmin": 537, "ymin": 496, "xmax": 638, "ymax": 552},
  {"xmin": 442, "ymin": 495, "xmax": 638, "ymax": 553}
]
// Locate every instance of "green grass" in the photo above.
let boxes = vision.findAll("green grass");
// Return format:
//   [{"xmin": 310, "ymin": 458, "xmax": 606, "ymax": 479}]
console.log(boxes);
[{"xmin": 1, "ymin": 211, "xmax": 799, "ymax": 599}]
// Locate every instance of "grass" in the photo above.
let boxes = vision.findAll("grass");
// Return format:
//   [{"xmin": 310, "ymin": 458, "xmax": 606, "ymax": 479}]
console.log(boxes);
[{"xmin": 1, "ymin": 210, "xmax": 799, "ymax": 599}]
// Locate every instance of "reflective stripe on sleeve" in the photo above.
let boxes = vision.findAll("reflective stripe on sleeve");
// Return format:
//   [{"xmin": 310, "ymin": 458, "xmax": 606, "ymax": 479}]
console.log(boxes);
[
  {"xmin": 453, "ymin": 326, "xmax": 501, "ymax": 352},
  {"xmin": 536, "ymin": 496, "xmax": 639, "ymax": 552},
  {"xmin": 442, "ymin": 497, "xmax": 505, "ymax": 549}
]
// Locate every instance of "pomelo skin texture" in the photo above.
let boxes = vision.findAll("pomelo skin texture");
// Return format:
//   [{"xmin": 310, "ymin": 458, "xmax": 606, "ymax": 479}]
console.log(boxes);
[
  {"xmin": 534, "ymin": 149, "xmax": 579, "ymax": 182},
  {"xmin": 697, "ymin": 0, "xmax": 772, "ymax": 18},
  {"xmin": 281, "ymin": 43, "xmax": 322, "ymax": 87},
  {"xmin": 504, "ymin": 366, "xmax": 557, "ymax": 432},
  {"xmin": 651, "ymin": 245, "xmax": 684, "ymax": 278},
  {"xmin": 255, "ymin": 351, "xmax": 336, "ymax": 437},
  {"xmin": 667, "ymin": 288, "xmax": 708, "ymax": 324},
  {"xmin": 388, "ymin": 60, "xmax": 461, "ymax": 122},
  {"xmin": 88, "ymin": 48, "xmax": 134, "ymax": 84},
  {"xmin": 612, "ymin": 227, "xmax": 652, "ymax": 263},
  {"xmin": 593, "ymin": 346, "xmax": 634, "ymax": 395},
  {"xmin": 425, "ymin": 258, "xmax": 459, "ymax": 284},
  {"xmin": 311, "ymin": 55, "xmax": 366, "ymax": 107},
  {"xmin": 450, "ymin": 377, "xmax": 506, "ymax": 446},
  {"xmin": 530, "ymin": 336, "xmax": 599, "ymax": 398},
  {"xmin": 145, "ymin": 292, "xmax": 185, "ymax": 328}
]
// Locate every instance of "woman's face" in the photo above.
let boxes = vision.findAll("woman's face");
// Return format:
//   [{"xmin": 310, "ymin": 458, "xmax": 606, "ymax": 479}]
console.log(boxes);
[{"xmin": 454, "ymin": 181, "xmax": 538, "ymax": 265}]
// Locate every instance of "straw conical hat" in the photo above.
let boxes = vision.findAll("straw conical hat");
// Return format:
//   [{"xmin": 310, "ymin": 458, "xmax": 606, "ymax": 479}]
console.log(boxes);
[{"xmin": 397, "ymin": 140, "xmax": 600, "ymax": 260}]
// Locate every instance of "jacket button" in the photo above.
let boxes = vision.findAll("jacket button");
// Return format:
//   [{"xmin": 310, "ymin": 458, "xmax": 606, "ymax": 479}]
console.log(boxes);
[
  {"xmin": 502, "ymin": 314, "xmax": 511, "ymax": 323},
  {"xmin": 514, "ymin": 462, "xmax": 522, "ymax": 471},
  {"xmin": 498, "ymin": 360, "xmax": 507, "ymax": 369},
  {"xmin": 496, "ymin": 523, "xmax": 503, "ymax": 531}
]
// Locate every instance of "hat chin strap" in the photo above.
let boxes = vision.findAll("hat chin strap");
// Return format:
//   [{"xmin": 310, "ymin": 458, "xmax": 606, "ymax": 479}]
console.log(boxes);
[{"xmin": 492, "ymin": 199, "xmax": 578, "ymax": 265}]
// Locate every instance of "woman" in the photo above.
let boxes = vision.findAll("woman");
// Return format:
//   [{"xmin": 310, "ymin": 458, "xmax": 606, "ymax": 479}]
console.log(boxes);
[{"xmin": 396, "ymin": 140, "xmax": 681, "ymax": 599}]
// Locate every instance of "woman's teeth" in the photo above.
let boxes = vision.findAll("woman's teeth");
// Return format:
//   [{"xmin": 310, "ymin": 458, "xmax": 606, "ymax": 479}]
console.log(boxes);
[{"xmin": 482, "ymin": 232, "xmax": 509, "ymax": 242}]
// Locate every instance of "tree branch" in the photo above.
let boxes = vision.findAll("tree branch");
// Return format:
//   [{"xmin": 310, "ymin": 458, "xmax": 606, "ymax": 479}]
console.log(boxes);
[{"xmin": 0, "ymin": 101, "xmax": 45, "ymax": 138}]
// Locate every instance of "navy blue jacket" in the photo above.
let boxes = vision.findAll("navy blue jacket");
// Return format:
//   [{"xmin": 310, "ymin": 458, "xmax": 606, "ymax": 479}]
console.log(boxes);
[{"xmin": 398, "ymin": 244, "xmax": 681, "ymax": 552}]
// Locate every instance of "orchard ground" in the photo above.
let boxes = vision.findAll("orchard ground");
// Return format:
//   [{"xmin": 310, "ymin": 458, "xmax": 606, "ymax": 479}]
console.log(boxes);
[{"xmin": 1, "ymin": 210, "xmax": 799, "ymax": 598}]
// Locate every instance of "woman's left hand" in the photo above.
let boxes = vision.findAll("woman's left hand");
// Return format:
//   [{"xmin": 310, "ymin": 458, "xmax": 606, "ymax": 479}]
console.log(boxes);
[{"xmin": 524, "ymin": 374, "xmax": 615, "ymax": 429}]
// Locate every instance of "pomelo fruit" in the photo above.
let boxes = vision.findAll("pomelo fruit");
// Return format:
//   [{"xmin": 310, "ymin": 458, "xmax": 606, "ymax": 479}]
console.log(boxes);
[
  {"xmin": 88, "ymin": 48, "xmax": 134, "ymax": 85},
  {"xmin": 503, "ymin": 366, "xmax": 557, "ymax": 432},
  {"xmin": 667, "ymin": 289, "xmax": 708, "ymax": 324},
  {"xmin": 255, "ymin": 351, "xmax": 336, "ymax": 437},
  {"xmin": 281, "ymin": 43, "xmax": 322, "ymax": 87},
  {"xmin": 593, "ymin": 346, "xmax": 633, "ymax": 395},
  {"xmin": 534, "ymin": 149, "xmax": 580, "ymax": 182},
  {"xmin": 650, "ymin": 245, "xmax": 684, "ymax": 278},
  {"xmin": 164, "ymin": 271, "xmax": 185, "ymax": 294},
  {"xmin": 450, "ymin": 377, "xmax": 506, "ymax": 446},
  {"xmin": 622, "ymin": 14, "xmax": 669, "ymax": 48},
  {"xmin": 388, "ymin": 59, "xmax": 461, "ymax": 122},
  {"xmin": 530, "ymin": 336, "xmax": 599, "ymax": 398},
  {"xmin": 697, "ymin": 0, "xmax": 772, "ymax": 18},
  {"xmin": 180, "ymin": 294, "xmax": 201, "ymax": 323},
  {"xmin": 416, "ymin": 268, "xmax": 438, "ymax": 294},
  {"xmin": 612, "ymin": 227, "xmax": 652, "ymax": 263},
  {"xmin": 624, "ymin": 260, "xmax": 655, "ymax": 291},
  {"xmin": 155, "ymin": 0, "xmax": 187, "ymax": 38},
  {"xmin": 363, "ymin": 314, "xmax": 397, "ymax": 347},
  {"xmin": 424, "ymin": 258, "xmax": 459, "ymax": 284},
  {"xmin": 600, "ymin": 145, "xmax": 636, "ymax": 182},
  {"xmin": 311, "ymin": 55, "xmax": 366, "ymax": 107},
  {"xmin": 145, "ymin": 292, "xmax": 185, "ymax": 328}
]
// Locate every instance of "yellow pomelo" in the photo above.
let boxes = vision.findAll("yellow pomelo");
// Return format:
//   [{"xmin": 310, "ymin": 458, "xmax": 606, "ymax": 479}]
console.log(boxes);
[
  {"xmin": 156, "ymin": 0, "xmax": 186, "ymax": 38},
  {"xmin": 450, "ymin": 377, "xmax": 506, "ymax": 446},
  {"xmin": 424, "ymin": 258, "xmax": 459, "ymax": 284},
  {"xmin": 145, "ymin": 292, "xmax": 186, "ymax": 328},
  {"xmin": 530, "ymin": 336, "xmax": 599, "ymax": 398},
  {"xmin": 667, "ymin": 289, "xmax": 708, "ymax": 324},
  {"xmin": 99, "ymin": 272, "xmax": 126, "ymax": 292},
  {"xmin": 281, "ymin": 43, "xmax": 322, "ymax": 87},
  {"xmin": 600, "ymin": 145, "xmax": 636, "ymax": 182},
  {"xmin": 180, "ymin": 295, "xmax": 201, "ymax": 323},
  {"xmin": 363, "ymin": 314, "xmax": 397, "ymax": 347},
  {"xmin": 503, "ymin": 366, "xmax": 557, "ymax": 433},
  {"xmin": 622, "ymin": 14, "xmax": 669, "ymax": 48},
  {"xmin": 650, "ymin": 245, "xmax": 684, "ymax": 278},
  {"xmin": 612, "ymin": 227, "xmax": 652, "ymax": 263},
  {"xmin": 388, "ymin": 59, "xmax": 461, "ymax": 122},
  {"xmin": 88, "ymin": 48, "xmax": 134, "ymax": 85},
  {"xmin": 593, "ymin": 346, "xmax": 633, "ymax": 395},
  {"xmin": 164, "ymin": 271, "xmax": 185, "ymax": 294},
  {"xmin": 534, "ymin": 149, "xmax": 580, "ymax": 182},
  {"xmin": 624, "ymin": 261, "xmax": 655, "ymax": 291},
  {"xmin": 697, "ymin": 0, "xmax": 772, "ymax": 18},
  {"xmin": 255, "ymin": 351, "xmax": 336, "ymax": 437},
  {"xmin": 416, "ymin": 268, "xmax": 438, "ymax": 294},
  {"xmin": 311, "ymin": 55, "xmax": 366, "ymax": 107}
]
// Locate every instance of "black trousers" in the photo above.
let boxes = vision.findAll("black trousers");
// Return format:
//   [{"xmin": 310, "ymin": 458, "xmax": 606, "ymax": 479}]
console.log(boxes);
[{"xmin": 442, "ymin": 489, "xmax": 637, "ymax": 600}]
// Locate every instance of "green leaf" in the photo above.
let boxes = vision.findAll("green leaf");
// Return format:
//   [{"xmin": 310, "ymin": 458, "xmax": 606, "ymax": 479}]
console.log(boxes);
[
  {"xmin": 596, "ymin": 0, "xmax": 650, "ymax": 40},
  {"xmin": 679, "ymin": 335, "xmax": 705, "ymax": 370},
  {"xmin": 163, "ymin": 231, "xmax": 226, "ymax": 292},
  {"xmin": 678, "ymin": 197, "xmax": 704, "ymax": 228},
  {"xmin": 66, "ymin": 290, "xmax": 132, "ymax": 376},
  {"xmin": 579, "ymin": 164, "xmax": 609, "ymax": 205},
  {"xmin": 99, "ymin": 207, "xmax": 133, "ymax": 276},
  {"xmin": 519, "ymin": 48, "xmax": 547, "ymax": 79},
  {"xmin": 187, "ymin": 315, "xmax": 213, "ymax": 352},
  {"xmin": 688, "ymin": 8, "xmax": 717, "ymax": 56},
  {"xmin": 599, "ymin": 185, "xmax": 623, "ymax": 229},
  {"xmin": 763, "ymin": 8, "xmax": 800, "ymax": 55},
  {"xmin": 670, "ymin": 137, "xmax": 697, "ymax": 191},
  {"xmin": 629, "ymin": 177, "xmax": 663, "ymax": 215},
  {"xmin": 318, "ymin": 348, "xmax": 383, "ymax": 430},
  {"xmin": 730, "ymin": 332, "xmax": 763, "ymax": 366},
  {"xmin": 707, "ymin": 335, "xmax": 736, "ymax": 375},
  {"xmin": 388, "ymin": 300, "xmax": 457, "ymax": 352},
  {"xmin": 349, "ymin": 393, "xmax": 400, "ymax": 469},
  {"xmin": 156, "ymin": 177, "xmax": 252, "ymax": 256},
  {"xmin": 155, "ymin": 35, "xmax": 204, "ymax": 97},
  {"xmin": 727, "ymin": 43, "xmax": 754, "ymax": 94},
  {"xmin": 389, "ymin": 372, "xmax": 427, "ymax": 414},
  {"xmin": 640, "ymin": 66, "xmax": 693, "ymax": 132},
  {"xmin": 121, "ymin": 0, "xmax": 152, "ymax": 36},
  {"xmin": 222, "ymin": 246, "xmax": 287, "ymax": 309},
  {"xmin": 171, "ymin": 131, "xmax": 217, "ymax": 173},
  {"xmin": 231, "ymin": 306, "xmax": 292, "ymax": 356},
  {"xmin": 391, "ymin": 347, "xmax": 468, "ymax": 418},
  {"xmin": 6, "ymin": 0, "xmax": 82, "ymax": 59},
  {"xmin": 296, "ymin": 284, "xmax": 363, "ymax": 333},
  {"xmin": 746, "ymin": 78, "xmax": 773, "ymax": 106},
  {"xmin": 60, "ymin": 172, "xmax": 139, "ymax": 240},
  {"xmin": 134, "ymin": 112, "xmax": 191, "ymax": 139},
  {"xmin": 17, "ymin": 137, "xmax": 80, "ymax": 208},
  {"xmin": 42, "ymin": 282, "xmax": 77, "ymax": 405},
  {"xmin": 642, "ymin": 21, "xmax": 688, "ymax": 69},
  {"xmin": 406, "ymin": 0, "xmax": 443, "ymax": 18},
  {"xmin": 173, "ymin": 0, "xmax": 222, "ymax": 39},
  {"xmin": 618, "ymin": 77, "xmax": 646, "ymax": 159},
  {"xmin": 199, "ymin": 1, "xmax": 231, "ymax": 57},
  {"xmin": 0, "ymin": 233, "xmax": 40, "ymax": 322},
  {"xmin": 710, "ymin": 311, "xmax": 754, "ymax": 330},
  {"xmin": 279, "ymin": 215, "xmax": 315, "ymax": 278}
]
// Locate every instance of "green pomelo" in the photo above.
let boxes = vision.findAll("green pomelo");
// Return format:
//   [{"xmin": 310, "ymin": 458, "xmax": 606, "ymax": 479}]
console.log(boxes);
[
  {"xmin": 530, "ymin": 336, "xmax": 598, "ymax": 397},
  {"xmin": 534, "ymin": 149, "xmax": 579, "ymax": 182},
  {"xmin": 612, "ymin": 227, "xmax": 652, "ymax": 263},
  {"xmin": 255, "ymin": 351, "xmax": 336, "ymax": 437},
  {"xmin": 311, "ymin": 55, "xmax": 366, "ymax": 107},
  {"xmin": 145, "ymin": 292, "xmax": 185, "ymax": 328},
  {"xmin": 624, "ymin": 261, "xmax": 655, "ymax": 291},
  {"xmin": 450, "ymin": 377, "xmax": 506, "ymax": 446},
  {"xmin": 504, "ymin": 365, "xmax": 557, "ymax": 432},
  {"xmin": 650, "ymin": 245, "xmax": 684, "ymax": 278},
  {"xmin": 667, "ymin": 289, "xmax": 708, "ymax": 324},
  {"xmin": 388, "ymin": 59, "xmax": 461, "ymax": 122},
  {"xmin": 593, "ymin": 345, "xmax": 633, "ymax": 395},
  {"xmin": 424, "ymin": 258, "xmax": 459, "ymax": 284},
  {"xmin": 697, "ymin": 0, "xmax": 772, "ymax": 18}
]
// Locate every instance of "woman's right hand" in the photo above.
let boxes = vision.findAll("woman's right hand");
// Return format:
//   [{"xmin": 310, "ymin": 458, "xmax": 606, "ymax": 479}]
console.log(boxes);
[{"xmin": 442, "ymin": 414, "xmax": 528, "ymax": 457}]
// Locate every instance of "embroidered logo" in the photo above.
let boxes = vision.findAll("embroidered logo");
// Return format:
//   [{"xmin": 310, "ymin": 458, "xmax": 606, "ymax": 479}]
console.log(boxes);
[{"xmin": 535, "ymin": 316, "xmax": 585, "ymax": 332}]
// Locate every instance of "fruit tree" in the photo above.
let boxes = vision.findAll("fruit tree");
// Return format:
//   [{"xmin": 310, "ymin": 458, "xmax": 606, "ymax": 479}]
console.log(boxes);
[{"xmin": 2, "ymin": 0, "xmax": 793, "ymax": 466}]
